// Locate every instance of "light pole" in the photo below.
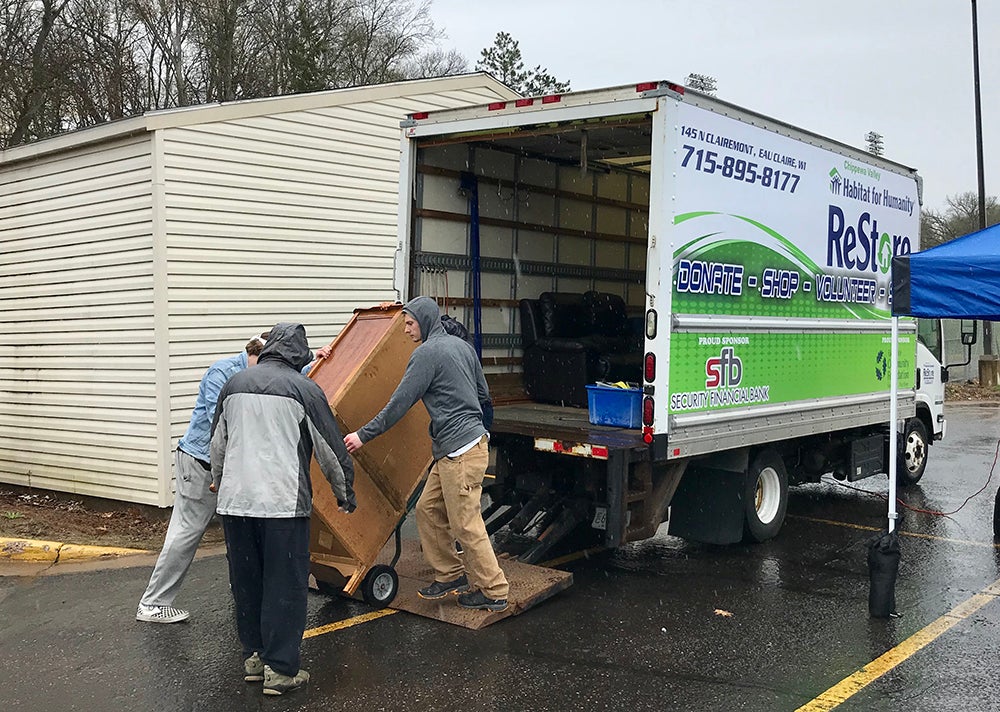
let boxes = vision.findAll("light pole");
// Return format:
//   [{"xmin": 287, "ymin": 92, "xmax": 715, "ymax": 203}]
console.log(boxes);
[
  {"xmin": 973, "ymin": 0, "xmax": 991, "ymax": 354},
  {"xmin": 973, "ymin": 0, "xmax": 1000, "ymax": 538}
]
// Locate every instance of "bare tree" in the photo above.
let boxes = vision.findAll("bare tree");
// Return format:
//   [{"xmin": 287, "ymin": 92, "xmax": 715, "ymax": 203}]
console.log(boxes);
[
  {"xmin": 921, "ymin": 191, "xmax": 1000, "ymax": 248},
  {"xmin": 0, "ymin": 0, "xmax": 33, "ymax": 142},
  {"xmin": 185, "ymin": 0, "xmax": 243, "ymax": 102},
  {"xmin": 401, "ymin": 47, "xmax": 467, "ymax": 79},
  {"xmin": 60, "ymin": 0, "xmax": 147, "ymax": 125},
  {"xmin": 8, "ymin": 0, "xmax": 71, "ymax": 145},
  {"xmin": 343, "ymin": 0, "xmax": 440, "ymax": 86},
  {"xmin": 131, "ymin": 0, "xmax": 195, "ymax": 107},
  {"xmin": 0, "ymin": 0, "xmax": 466, "ymax": 148}
]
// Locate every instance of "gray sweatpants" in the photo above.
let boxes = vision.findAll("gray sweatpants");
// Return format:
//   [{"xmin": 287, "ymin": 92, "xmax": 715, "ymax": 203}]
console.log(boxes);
[{"xmin": 139, "ymin": 449, "xmax": 218, "ymax": 608}]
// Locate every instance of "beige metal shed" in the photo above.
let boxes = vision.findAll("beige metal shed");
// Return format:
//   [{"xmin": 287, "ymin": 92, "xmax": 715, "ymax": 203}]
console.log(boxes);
[{"xmin": 0, "ymin": 74, "xmax": 517, "ymax": 506}]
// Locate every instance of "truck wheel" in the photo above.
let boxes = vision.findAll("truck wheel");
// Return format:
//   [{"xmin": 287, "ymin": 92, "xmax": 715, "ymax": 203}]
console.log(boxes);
[
  {"xmin": 743, "ymin": 449, "xmax": 788, "ymax": 543},
  {"xmin": 361, "ymin": 565, "xmax": 398, "ymax": 609},
  {"xmin": 898, "ymin": 418, "xmax": 929, "ymax": 486}
]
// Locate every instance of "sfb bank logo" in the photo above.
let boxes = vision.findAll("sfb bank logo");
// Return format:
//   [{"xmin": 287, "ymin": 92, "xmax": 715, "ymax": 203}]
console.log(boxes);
[{"xmin": 706, "ymin": 347, "xmax": 743, "ymax": 388}]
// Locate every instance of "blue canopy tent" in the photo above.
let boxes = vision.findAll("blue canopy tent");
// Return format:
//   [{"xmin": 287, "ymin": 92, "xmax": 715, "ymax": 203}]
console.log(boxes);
[
  {"xmin": 861, "ymin": 223, "xmax": 1000, "ymax": 615},
  {"xmin": 892, "ymin": 222, "xmax": 1000, "ymax": 536},
  {"xmin": 893, "ymin": 222, "xmax": 1000, "ymax": 321}
]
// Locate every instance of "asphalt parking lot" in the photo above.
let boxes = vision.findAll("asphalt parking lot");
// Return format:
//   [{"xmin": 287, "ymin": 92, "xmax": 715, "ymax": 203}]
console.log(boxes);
[{"xmin": 2, "ymin": 403, "xmax": 999, "ymax": 711}]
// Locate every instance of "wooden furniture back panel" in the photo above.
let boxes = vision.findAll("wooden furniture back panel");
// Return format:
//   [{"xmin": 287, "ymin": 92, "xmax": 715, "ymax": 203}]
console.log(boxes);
[{"xmin": 309, "ymin": 305, "xmax": 433, "ymax": 571}]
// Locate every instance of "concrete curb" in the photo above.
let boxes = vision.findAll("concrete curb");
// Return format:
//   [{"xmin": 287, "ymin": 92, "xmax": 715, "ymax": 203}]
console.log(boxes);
[{"xmin": 0, "ymin": 537, "xmax": 151, "ymax": 562}]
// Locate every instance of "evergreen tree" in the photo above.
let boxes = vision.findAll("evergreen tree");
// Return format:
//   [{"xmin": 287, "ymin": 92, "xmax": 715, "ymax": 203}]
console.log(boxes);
[
  {"xmin": 287, "ymin": 0, "xmax": 327, "ymax": 93},
  {"xmin": 475, "ymin": 31, "xmax": 568, "ymax": 95}
]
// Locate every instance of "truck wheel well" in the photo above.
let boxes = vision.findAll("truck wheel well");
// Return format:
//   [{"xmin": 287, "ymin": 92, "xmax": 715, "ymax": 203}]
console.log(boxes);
[{"xmin": 915, "ymin": 404, "xmax": 934, "ymax": 445}]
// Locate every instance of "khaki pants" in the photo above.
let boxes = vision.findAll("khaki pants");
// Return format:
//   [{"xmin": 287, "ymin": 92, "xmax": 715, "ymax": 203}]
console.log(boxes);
[{"xmin": 415, "ymin": 436, "xmax": 509, "ymax": 600}]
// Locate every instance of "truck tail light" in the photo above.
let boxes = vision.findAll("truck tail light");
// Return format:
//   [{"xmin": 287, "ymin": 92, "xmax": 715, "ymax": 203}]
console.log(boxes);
[
  {"xmin": 642, "ymin": 396, "xmax": 654, "ymax": 426},
  {"xmin": 644, "ymin": 352, "xmax": 656, "ymax": 382},
  {"xmin": 645, "ymin": 309, "xmax": 657, "ymax": 339}
]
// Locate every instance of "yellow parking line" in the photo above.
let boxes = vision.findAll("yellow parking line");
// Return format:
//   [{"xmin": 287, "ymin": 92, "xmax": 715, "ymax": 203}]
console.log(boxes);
[
  {"xmin": 303, "ymin": 608, "xmax": 397, "ymax": 639},
  {"xmin": 787, "ymin": 515, "xmax": 1000, "ymax": 549},
  {"xmin": 796, "ymin": 578, "xmax": 1000, "ymax": 711}
]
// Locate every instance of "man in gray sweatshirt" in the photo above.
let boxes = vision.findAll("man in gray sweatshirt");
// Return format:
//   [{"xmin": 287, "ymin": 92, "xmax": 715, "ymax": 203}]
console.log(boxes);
[{"xmin": 344, "ymin": 296, "xmax": 509, "ymax": 611}]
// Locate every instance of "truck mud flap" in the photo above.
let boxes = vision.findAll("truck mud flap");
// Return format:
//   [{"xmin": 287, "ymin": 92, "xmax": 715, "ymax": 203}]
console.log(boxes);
[
  {"xmin": 382, "ymin": 540, "xmax": 572, "ymax": 629},
  {"xmin": 667, "ymin": 466, "xmax": 745, "ymax": 545}
]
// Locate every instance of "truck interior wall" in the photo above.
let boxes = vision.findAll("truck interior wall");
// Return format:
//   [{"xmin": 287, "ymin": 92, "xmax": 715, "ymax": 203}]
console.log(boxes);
[{"xmin": 411, "ymin": 120, "xmax": 653, "ymax": 379}]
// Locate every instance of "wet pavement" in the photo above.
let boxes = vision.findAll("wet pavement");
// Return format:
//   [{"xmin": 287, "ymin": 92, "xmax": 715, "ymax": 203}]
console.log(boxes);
[{"xmin": 3, "ymin": 403, "xmax": 1000, "ymax": 711}]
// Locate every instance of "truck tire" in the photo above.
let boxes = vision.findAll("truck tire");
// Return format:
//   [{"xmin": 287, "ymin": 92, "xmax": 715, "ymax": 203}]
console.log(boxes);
[
  {"xmin": 743, "ymin": 449, "xmax": 788, "ymax": 543},
  {"xmin": 898, "ymin": 418, "xmax": 928, "ymax": 486}
]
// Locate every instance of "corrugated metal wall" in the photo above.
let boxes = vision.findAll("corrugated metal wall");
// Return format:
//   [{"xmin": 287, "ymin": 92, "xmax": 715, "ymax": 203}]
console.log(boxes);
[
  {"xmin": 159, "ymin": 83, "xmax": 515, "ymax": 492},
  {"xmin": 0, "ymin": 135, "xmax": 158, "ymax": 503},
  {"xmin": 0, "ymin": 78, "xmax": 514, "ymax": 506}
]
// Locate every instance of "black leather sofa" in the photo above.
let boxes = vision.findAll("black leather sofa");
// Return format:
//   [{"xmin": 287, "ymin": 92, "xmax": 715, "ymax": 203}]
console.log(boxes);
[{"xmin": 519, "ymin": 291, "xmax": 642, "ymax": 407}]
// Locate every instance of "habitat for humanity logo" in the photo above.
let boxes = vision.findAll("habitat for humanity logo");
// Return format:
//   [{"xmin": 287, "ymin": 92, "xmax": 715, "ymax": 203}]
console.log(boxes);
[
  {"xmin": 875, "ymin": 350, "xmax": 888, "ymax": 380},
  {"xmin": 829, "ymin": 167, "xmax": 842, "ymax": 195}
]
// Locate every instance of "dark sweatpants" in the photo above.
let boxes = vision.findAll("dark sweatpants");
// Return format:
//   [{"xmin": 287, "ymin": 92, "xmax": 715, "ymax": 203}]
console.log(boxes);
[{"xmin": 222, "ymin": 515, "xmax": 310, "ymax": 676}]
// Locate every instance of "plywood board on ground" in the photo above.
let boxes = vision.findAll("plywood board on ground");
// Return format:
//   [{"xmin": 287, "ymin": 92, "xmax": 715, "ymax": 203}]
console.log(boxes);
[{"xmin": 381, "ymin": 540, "xmax": 573, "ymax": 630}]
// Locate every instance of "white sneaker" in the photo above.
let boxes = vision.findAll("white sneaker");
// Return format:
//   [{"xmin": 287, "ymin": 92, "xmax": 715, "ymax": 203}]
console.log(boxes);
[{"xmin": 136, "ymin": 603, "xmax": 190, "ymax": 623}]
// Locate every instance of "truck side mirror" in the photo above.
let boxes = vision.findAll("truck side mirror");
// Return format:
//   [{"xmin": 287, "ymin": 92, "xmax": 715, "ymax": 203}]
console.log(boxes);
[{"xmin": 961, "ymin": 320, "xmax": 978, "ymax": 346}]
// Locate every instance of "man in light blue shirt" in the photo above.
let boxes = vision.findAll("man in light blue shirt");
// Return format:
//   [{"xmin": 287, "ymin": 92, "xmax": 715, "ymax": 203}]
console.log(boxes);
[
  {"xmin": 137, "ymin": 331, "xmax": 331, "ymax": 624},
  {"xmin": 136, "ymin": 333, "xmax": 270, "ymax": 623}
]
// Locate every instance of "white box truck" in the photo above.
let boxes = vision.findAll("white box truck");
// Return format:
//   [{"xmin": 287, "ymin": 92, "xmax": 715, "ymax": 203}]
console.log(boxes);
[{"xmin": 393, "ymin": 81, "xmax": 946, "ymax": 559}]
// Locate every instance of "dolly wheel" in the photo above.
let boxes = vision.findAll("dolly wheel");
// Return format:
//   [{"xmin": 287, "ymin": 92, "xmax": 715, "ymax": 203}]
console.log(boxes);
[{"xmin": 362, "ymin": 565, "xmax": 399, "ymax": 609}]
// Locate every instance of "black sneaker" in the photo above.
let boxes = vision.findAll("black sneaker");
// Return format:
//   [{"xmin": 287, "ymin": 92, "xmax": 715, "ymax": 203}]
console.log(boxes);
[
  {"xmin": 457, "ymin": 589, "xmax": 508, "ymax": 612},
  {"xmin": 417, "ymin": 574, "xmax": 469, "ymax": 600}
]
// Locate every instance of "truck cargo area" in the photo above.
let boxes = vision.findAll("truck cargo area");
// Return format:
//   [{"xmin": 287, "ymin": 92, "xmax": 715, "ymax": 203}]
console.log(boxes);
[{"xmin": 398, "ymin": 82, "xmax": 940, "ymax": 557}]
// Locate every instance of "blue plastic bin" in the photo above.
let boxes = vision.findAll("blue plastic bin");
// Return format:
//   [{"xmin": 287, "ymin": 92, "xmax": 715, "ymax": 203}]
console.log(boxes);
[{"xmin": 585, "ymin": 384, "xmax": 641, "ymax": 428}]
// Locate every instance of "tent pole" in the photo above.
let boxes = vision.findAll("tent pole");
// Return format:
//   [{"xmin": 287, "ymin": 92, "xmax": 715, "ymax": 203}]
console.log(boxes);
[{"xmin": 888, "ymin": 316, "xmax": 899, "ymax": 533}]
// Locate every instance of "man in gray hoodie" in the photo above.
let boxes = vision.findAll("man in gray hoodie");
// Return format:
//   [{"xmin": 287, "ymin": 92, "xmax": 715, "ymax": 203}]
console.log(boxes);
[
  {"xmin": 211, "ymin": 322, "xmax": 356, "ymax": 695},
  {"xmin": 344, "ymin": 296, "xmax": 509, "ymax": 611}
]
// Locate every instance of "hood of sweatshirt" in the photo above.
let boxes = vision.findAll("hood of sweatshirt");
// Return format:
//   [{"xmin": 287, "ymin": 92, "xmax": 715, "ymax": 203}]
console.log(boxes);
[
  {"xmin": 258, "ymin": 322, "xmax": 313, "ymax": 371},
  {"xmin": 403, "ymin": 296, "xmax": 444, "ymax": 343}
]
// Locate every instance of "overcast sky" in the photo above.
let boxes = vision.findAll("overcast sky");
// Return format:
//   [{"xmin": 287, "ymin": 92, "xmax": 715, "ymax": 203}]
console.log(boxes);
[{"xmin": 429, "ymin": 0, "xmax": 998, "ymax": 214}]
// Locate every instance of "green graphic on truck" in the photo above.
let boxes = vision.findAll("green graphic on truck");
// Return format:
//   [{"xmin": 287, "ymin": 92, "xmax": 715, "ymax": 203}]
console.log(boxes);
[
  {"xmin": 668, "ymin": 333, "xmax": 915, "ymax": 415},
  {"xmin": 672, "ymin": 212, "xmax": 893, "ymax": 320},
  {"xmin": 671, "ymin": 102, "xmax": 918, "ymax": 324}
]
